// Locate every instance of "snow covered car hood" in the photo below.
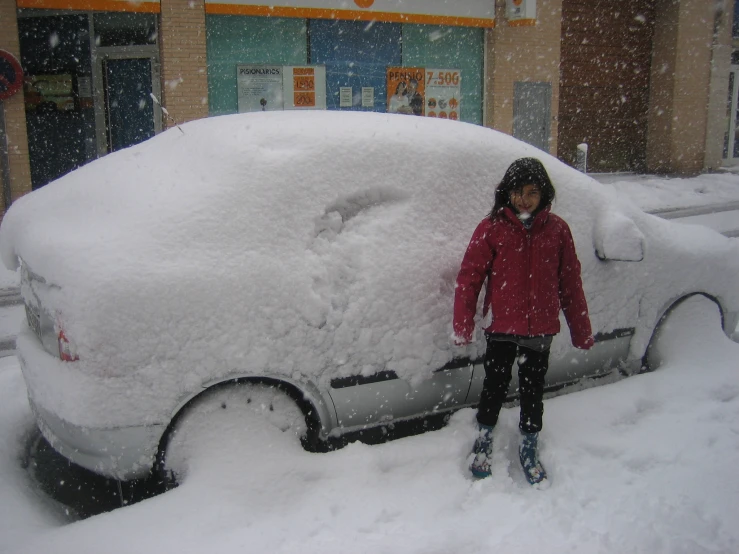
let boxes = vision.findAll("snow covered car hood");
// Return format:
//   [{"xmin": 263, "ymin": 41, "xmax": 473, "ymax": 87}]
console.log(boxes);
[{"xmin": 2, "ymin": 111, "xmax": 738, "ymax": 408}]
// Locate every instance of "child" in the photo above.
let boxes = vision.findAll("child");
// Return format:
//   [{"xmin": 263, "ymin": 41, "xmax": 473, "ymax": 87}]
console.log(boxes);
[{"xmin": 453, "ymin": 157, "xmax": 593, "ymax": 484}]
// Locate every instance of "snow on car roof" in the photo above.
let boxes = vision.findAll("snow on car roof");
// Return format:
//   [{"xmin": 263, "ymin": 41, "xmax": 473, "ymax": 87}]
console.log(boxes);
[{"xmin": 0, "ymin": 111, "xmax": 597, "ymax": 281}]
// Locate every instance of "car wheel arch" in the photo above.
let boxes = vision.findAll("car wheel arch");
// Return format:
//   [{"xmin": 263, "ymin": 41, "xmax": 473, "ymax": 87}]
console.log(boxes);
[
  {"xmin": 640, "ymin": 292, "xmax": 725, "ymax": 372},
  {"xmin": 153, "ymin": 376, "xmax": 329, "ymax": 484}
]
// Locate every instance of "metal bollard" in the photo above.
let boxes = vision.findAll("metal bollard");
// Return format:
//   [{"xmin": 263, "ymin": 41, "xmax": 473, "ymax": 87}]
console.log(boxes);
[{"xmin": 576, "ymin": 143, "xmax": 588, "ymax": 174}]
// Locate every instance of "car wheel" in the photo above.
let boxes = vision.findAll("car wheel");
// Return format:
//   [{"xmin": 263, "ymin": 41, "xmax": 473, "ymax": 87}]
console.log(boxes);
[
  {"xmin": 643, "ymin": 294, "xmax": 722, "ymax": 372},
  {"xmin": 157, "ymin": 382, "xmax": 311, "ymax": 487}
]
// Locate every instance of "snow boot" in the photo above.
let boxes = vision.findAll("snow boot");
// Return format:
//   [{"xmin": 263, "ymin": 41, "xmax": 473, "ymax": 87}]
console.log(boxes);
[
  {"xmin": 519, "ymin": 431, "xmax": 547, "ymax": 485},
  {"xmin": 469, "ymin": 424, "xmax": 494, "ymax": 478}
]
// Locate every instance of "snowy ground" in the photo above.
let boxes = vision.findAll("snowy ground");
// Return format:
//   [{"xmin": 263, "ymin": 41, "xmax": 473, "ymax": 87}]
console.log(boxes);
[
  {"xmin": 1, "ymin": 294, "xmax": 737, "ymax": 553},
  {"xmin": 0, "ymin": 171, "xmax": 738, "ymax": 553}
]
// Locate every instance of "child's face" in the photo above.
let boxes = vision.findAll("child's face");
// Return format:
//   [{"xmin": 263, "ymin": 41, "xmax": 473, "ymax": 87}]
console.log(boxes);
[{"xmin": 510, "ymin": 184, "xmax": 541, "ymax": 214}]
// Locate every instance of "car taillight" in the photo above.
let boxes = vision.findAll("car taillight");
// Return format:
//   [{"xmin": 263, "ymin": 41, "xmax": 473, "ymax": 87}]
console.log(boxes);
[{"xmin": 58, "ymin": 330, "xmax": 78, "ymax": 362}]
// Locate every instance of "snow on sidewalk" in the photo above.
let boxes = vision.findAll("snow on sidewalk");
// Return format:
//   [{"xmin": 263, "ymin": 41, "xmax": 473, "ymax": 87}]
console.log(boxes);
[
  {"xmin": 1, "ymin": 296, "xmax": 737, "ymax": 554},
  {"xmin": 592, "ymin": 171, "xmax": 739, "ymax": 213}
]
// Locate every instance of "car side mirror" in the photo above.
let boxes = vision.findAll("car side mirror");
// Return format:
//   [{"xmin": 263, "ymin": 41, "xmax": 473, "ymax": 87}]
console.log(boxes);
[{"xmin": 594, "ymin": 210, "xmax": 645, "ymax": 262}]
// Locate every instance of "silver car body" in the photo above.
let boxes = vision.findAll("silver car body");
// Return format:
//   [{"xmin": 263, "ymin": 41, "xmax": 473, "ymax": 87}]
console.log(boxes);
[{"xmin": 6, "ymin": 112, "xmax": 739, "ymax": 480}]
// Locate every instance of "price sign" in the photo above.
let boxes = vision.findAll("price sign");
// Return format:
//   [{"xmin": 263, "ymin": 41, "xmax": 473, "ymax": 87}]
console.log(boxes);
[
  {"xmin": 293, "ymin": 76, "xmax": 315, "ymax": 91},
  {"xmin": 294, "ymin": 92, "xmax": 316, "ymax": 107},
  {"xmin": 426, "ymin": 70, "xmax": 461, "ymax": 87},
  {"xmin": 424, "ymin": 68, "xmax": 461, "ymax": 120},
  {"xmin": 284, "ymin": 66, "xmax": 326, "ymax": 110}
]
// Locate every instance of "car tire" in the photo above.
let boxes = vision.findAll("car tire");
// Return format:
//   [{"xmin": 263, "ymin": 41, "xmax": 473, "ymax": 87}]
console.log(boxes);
[
  {"xmin": 156, "ymin": 381, "xmax": 313, "ymax": 487},
  {"xmin": 643, "ymin": 294, "xmax": 721, "ymax": 372}
]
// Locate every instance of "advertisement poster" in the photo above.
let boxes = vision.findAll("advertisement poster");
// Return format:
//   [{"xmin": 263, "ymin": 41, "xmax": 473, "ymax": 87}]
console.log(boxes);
[
  {"xmin": 237, "ymin": 65, "xmax": 283, "ymax": 113},
  {"xmin": 362, "ymin": 87, "xmax": 374, "ymax": 108},
  {"xmin": 424, "ymin": 68, "xmax": 462, "ymax": 120},
  {"xmin": 386, "ymin": 67, "xmax": 425, "ymax": 116},
  {"xmin": 237, "ymin": 65, "xmax": 327, "ymax": 112},
  {"xmin": 283, "ymin": 66, "xmax": 327, "ymax": 110},
  {"xmin": 340, "ymin": 87, "xmax": 352, "ymax": 107},
  {"xmin": 386, "ymin": 68, "xmax": 460, "ymax": 119}
]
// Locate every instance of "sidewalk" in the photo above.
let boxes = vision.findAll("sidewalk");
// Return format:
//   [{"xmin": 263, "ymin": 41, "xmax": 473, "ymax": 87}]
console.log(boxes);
[
  {"xmin": 0, "ymin": 267, "xmax": 19, "ymax": 297},
  {"xmin": 591, "ymin": 171, "xmax": 739, "ymax": 237},
  {"xmin": 590, "ymin": 170, "xmax": 739, "ymax": 213}
]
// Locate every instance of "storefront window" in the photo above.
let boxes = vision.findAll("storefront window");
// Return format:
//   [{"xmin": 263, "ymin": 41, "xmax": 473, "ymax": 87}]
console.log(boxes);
[
  {"xmin": 401, "ymin": 24, "xmax": 484, "ymax": 125},
  {"xmin": 205, "ymin": 15, "xmax": 484, "ymax": 124},
  {"xmin": 18, "ymin": 12, "xmax": 95, "ymax": 189},
  {"xmin": 93, "ymin": 13, "xmax": 157, "ymax": 48},
  {"xmin": 207, "ymin": 15, "xmax": 308, "ymax": 116},
  {"xmin": 310, "ymin": 19, "xmax": 401, "ymax": 112},
  {"xmin": 18, "ymin": 10, "xmax": 160, "ymax": 189}
]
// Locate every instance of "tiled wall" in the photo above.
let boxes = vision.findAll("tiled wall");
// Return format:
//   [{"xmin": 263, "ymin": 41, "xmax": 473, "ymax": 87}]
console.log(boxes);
[
  {"xmin": 160, "ymin": 0, "xmax": 210, "ymax": 127},
  {"xmin": 0, "ymin": 0, "xmax": 32, "ymax": 212},
  {"xmin": 486, "ymin": 0, "xmax": 563, "ymax": 156}
]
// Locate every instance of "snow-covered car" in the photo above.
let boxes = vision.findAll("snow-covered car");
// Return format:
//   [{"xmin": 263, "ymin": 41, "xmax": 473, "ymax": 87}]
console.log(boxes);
[{"xmin": 2, "ymin": 112, "xmax": 738, "ymax": 483}]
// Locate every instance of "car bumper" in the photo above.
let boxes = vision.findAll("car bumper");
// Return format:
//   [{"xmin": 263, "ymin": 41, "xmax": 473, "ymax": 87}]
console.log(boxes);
[
  {"xmin": 31, "ymin": 401, "xmax": 164, "ymax": 481},
  {"xmin": 30, "ymin": 397, "xmax": 165, "ymax": 480},
  {"xmin": 17, "ymin": 326, "xmax": 167, "ymax": 480}
]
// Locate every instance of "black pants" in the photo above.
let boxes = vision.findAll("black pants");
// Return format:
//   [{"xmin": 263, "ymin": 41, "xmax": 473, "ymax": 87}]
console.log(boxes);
[{"xmin": 476, "ymin": 336, "xmax": 550, "ymax": 434}]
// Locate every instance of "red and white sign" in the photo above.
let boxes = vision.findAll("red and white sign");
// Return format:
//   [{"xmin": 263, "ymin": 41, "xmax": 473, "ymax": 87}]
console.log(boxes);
[
  {"xmin": 506, "ymin": 0, "xmax": 536, "ymax": 24},
  {"xmin": 0, "ymin": 50, "xmax": 24, "ymax": 101}
]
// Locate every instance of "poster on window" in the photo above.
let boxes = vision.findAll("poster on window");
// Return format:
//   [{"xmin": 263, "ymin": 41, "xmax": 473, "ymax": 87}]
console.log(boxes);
[
  {"xmin": 386, "ymin": 68, "xmax": 426, "ymax": 116},
  {"xmin": 283, "ymin": 66, "xmax": 327, "ymax": 110},
  {"xmin": 237, "ymin": 65, "xmax": 284, "ymax": 113},
  {"xmin": 424, "ymin": 69, "xmax": 462, "ymax": 121},
  {"xmin": 386, "ymin": 67, "xmax": 461, "ymax": 119},
  {"xmin": 237, "ymin": 65, "xmax": 327, "ymax": 112}
]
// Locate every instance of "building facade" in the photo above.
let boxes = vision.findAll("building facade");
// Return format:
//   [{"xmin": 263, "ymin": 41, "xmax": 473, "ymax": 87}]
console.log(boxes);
[{"xmin": 0, "ymin": 0, "xmax": 734, "ymax": 215}]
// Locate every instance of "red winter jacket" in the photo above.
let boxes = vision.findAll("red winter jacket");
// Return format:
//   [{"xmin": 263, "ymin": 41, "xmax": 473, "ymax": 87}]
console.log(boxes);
[{"xmin": 453, "ymin": 206, "xmax": 594, "ymax": 349}]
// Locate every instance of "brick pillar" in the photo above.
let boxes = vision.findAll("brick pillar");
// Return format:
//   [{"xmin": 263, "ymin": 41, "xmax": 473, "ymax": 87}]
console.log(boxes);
[
  {"xmin": 486, "ymin": 0, "xmax": 563, "ymax": 156},
  {"xmin": 159, "ymin": 0, "xmax": 209, "ymax": 127},
  {"xmin": 647, "ymin": 0, "xmax": 720, "ymax": 174},
  {"xmin": 0, "ymin": 0, "xmax": 32, "ymax": 214}
]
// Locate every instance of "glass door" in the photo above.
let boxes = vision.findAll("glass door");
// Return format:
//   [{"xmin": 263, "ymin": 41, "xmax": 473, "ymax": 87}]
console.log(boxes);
[
  {"xmin": 94, "ymin": 48, "xmax": 161, "ymax": 155},
  {"xmin": 724, "ymin": 66, "xmax": 739, "ymax": 165},
  {"xmin": 103, "ymin": 57, "xmax": 155, "ymax": 152}
]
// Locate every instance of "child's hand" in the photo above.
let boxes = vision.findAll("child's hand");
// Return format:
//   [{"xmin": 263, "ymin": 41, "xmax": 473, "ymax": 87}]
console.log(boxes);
[
  {"xmin": 452, "ymin": 333, "xmax": 471, "ymax": 346},
  {"xmin": 573, "ymin": 335, "xmax": 594, "ymax": 350}
]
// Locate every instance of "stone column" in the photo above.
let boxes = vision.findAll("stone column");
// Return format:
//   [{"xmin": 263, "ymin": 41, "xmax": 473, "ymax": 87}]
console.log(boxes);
[
  {"xmin": 0, "ymin": 0, "xmax": 32, "ymax": 215},
  {"xmin": 486, "ymin": 0, "xmax": 563, "ymax": 156},
  {"xmin": 647, "ymin": 0, "xmax": 727, "ymax": 174},
  {"xmin": 159, "ymin": 0, "xmax": 210, "ymax": 128}
]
